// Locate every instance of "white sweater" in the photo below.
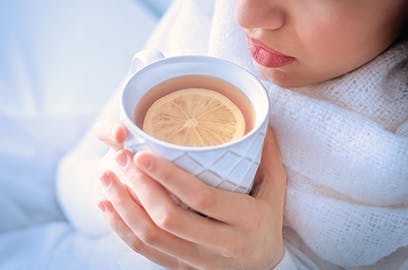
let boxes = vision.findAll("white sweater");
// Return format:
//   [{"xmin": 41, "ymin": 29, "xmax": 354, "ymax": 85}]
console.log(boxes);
[{"xmin": 57, "ymin": 0, "xmax": 408, "ymax": 269}]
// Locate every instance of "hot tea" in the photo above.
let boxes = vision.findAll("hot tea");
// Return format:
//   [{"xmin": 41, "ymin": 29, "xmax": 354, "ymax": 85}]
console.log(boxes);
[{"xmin": 133, "ymin": 75, "xmax": 254, "ymax": 147}]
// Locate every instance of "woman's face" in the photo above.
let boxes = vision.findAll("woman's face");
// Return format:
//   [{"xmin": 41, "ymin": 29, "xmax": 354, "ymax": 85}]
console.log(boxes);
[{"xmin": 235, "ymin": 0, "xmax": 407, "ymax": 88}]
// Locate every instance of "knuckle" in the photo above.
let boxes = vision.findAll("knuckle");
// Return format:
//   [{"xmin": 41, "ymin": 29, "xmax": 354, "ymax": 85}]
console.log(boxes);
[
  {"xmin": 139, "ymin": 228, "xmax": 160, "ymax": 247},
  {"xmin": 107, "ymin": 215, "xmax": 122, "ymax": 231},
  {"xmin": 159, "ymin": 168, "xmax": 173, "ymax": 184},
  {"xmin": 112, "ymin": 195, "xmax": 128, "ymax": 212},
  {"xmin": 128, "ymin": 237, "xmax": 146, "ymax": 254},
  {"xmin": 191, "ymin": 189, "xmax": 213, "ymax": 210},
  {"xmin": 155, "ymin": 206, "xmax": 178, "ymax": 231},
  {"xmin": 128, "ymin": 169, "xmax": 148, "ymax": 189},
  {"xmin": 223, "ymin": 242, "xmax": 245, "ymax": 258}
]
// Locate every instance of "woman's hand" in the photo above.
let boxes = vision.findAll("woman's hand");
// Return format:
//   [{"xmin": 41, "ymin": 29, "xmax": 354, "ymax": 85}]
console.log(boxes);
[
  {"xmin": 95, "ymin": 121, "xmax": 287, "ymax": 270},
  {"xmin": 94, "ymin": 120, "xmax": 128, "ymax": 151}
]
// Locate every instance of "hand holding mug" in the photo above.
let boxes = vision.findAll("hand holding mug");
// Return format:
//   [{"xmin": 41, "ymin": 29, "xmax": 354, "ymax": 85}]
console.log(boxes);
[
  {"xmin": 94, "ymin": 50, "xmax": 285, "ymax": 269},
  {"xmin": 95, "ymin": 122, "xmax": 287, "ymax": 270}
]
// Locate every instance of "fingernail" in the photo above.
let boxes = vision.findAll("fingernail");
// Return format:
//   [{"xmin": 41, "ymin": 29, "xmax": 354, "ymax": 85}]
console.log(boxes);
[
  {"xmin": 100, "ymin": 173, "xmax": 112, "ymax": 190},
  {"xmin": 137, "ymin": 156, "xmax": 151, "ymax": 170},
  {"xmin": 110, "ymin": 124, "xmax": 123, "ymax": 142},
  {"xmin": 116, "ymin": 151, "xmax": 129, "ymax": 167},
  {"xmin": 134, "ymin": 153, "xmax": 152, "ymax": 170}
]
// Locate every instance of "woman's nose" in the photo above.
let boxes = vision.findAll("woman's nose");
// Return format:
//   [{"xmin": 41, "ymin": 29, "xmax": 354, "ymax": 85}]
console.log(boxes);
[{"xmin": 235, "ymin": 0, "xmax": 286, "ymax": 31}]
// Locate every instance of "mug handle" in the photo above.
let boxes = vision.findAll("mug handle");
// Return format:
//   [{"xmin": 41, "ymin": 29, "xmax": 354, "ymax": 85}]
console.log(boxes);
[
  {"xmin": 123, "ymin": 48, "xmax": 165, "ymax": 153},
  {"xmin": 131, "ymin": 48, "xmax": 165, "ymax": 74}
]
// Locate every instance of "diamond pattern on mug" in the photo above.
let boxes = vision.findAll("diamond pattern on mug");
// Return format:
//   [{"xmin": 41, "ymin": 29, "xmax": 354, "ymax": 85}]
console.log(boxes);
[
  {"xmin": 211, "ymin": 151, "xmax": 242, "ymax": 179},
  {"xmin": 217, "ymin": 179, "xmax": 239, "ymax": 192},
  {"xmin": 125, "ymin": 136, "xmax": 149, "ymax": 153},
  {"xmin": 227, "ymin": 158, "xmax": 252, "ymax": 184},
  {"xmin": 173, "ymin": 153, "xmax": 206, "ymax": 175},
  {"xmin": 148, "ymin": 144, "xmax": 184, "ymax": 160},
  {"xmin": 236, "ymin": 131, "xmax": 266, "ymax": 159},
  {"xmin": 126, "ymin": 120, "xmax": 269, "ymax": 194},
  {"xmin": 237, "ymin": 162, "xmax": 259, "ymax": 190},
  {"xmin": 188, "ymin": 149, "xmax": 226, "ymax": 168},
  {"xmin": 197, "ymin": 170, "xmax": 224, "ymax": 187}
]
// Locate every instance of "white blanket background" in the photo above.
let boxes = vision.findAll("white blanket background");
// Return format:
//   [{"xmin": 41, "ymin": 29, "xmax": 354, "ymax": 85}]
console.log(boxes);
[{"xmin": 0, "ymin": 0, "xmax": 167, "ymax": 269}]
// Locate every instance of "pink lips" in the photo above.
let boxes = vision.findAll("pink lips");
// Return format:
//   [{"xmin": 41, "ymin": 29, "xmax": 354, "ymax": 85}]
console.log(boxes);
[{"xmin": 247, "ymin": 38, "xmax": 294, "ymax": 68}]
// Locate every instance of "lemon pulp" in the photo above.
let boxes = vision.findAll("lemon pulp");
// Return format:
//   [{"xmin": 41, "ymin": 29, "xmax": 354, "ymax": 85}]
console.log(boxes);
[{"xmin": 142, "ymin": 88, "xmax": 246, "ymax": 147}]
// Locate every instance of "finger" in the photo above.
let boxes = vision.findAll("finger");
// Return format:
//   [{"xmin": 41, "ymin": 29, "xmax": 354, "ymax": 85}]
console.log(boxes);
[
  {"xmin": 100, "ymin": 170, "xmax": 215, "ymax": 267},
  {"xmin": 94, "ymin": 120, "xmax": 128, "ymax": 150},
  {"xmin": 252, "ymin": 128, "xmax": 286, "ymax": 204},
  {"xmin": 98, "ymin": 200, "xmax": 180, "ymax": 269},
  {"xmin": 115, "ymin": 151, "xmax": 242, "ymax": 258},
  {"xmin": 133, "ymin": 150, "xmax": 256, "ymax": 224}
]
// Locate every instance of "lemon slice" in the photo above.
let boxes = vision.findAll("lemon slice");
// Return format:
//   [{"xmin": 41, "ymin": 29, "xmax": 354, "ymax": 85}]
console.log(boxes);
[{"xmin": 142, "ymin": 88, "xmax": 246, "ymax": 147}]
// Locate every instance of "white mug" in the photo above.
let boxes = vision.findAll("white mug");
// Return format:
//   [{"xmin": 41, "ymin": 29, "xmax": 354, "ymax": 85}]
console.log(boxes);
[{"xmin": 120, "ymin": 49, "xmax": 270, "ymax": 194}]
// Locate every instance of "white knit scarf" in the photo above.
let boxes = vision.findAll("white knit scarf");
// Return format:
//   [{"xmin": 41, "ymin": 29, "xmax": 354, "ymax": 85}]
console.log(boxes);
[{"xmin": 146, "ymin": 0, "xmax": 408, "ymax": 268}]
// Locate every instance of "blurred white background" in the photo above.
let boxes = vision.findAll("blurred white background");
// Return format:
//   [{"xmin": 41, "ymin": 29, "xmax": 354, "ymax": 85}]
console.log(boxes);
[
  {"xmin": 0, "ymin": 0, "xmax": 172, "ymax": 162},
  {"xmin": 0, "ymin": 0, "xmax": 171, "ymax": 128},
  {"xmin": 0, "ymin": 0, "xmax": 173, "ymax": 209},
  {"xmin": 0, "ymin": 0, "xmax": 171, "ymax": 264}
]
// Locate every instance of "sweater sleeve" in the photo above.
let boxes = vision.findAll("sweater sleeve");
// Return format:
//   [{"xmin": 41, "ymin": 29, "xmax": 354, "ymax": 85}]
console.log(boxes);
[
  {"xmin": 56, "ymin": 85, "xmax": 123, "ymax": 235},
  {"xmin": 55, "ymin": 0, "xmax": 215, "ymax": 235}
]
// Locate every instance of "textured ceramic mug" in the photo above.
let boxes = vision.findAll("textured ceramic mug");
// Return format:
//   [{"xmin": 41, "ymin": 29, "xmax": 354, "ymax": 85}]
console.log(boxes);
[{"xmin": 121, "ymin": 49, "xmax": 270, "ymax": 194}]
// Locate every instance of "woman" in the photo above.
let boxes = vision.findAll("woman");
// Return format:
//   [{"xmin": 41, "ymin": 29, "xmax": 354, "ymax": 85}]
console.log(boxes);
[{"xmin": 58, "ymin": 0, "xmax": 408, "ymax": 269}]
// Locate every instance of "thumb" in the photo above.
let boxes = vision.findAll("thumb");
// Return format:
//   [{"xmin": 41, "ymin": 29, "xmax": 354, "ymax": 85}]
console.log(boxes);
[{"xmin": 252, "ymin": 128, "xmax": 287, "ymax": 204}]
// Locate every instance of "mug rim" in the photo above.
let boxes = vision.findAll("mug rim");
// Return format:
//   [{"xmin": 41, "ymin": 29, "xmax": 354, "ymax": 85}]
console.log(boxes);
[{"xmin": 121, "ymin": 55, "xmax": 270, "ymax": 152}]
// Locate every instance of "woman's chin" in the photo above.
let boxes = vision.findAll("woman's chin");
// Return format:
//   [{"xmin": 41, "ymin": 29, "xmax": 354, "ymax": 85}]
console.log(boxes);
[
  {"xmin": 257, "ymin": 66, "xmax": 297, "ymax": 88},
  {"xmin": 255, "ymin": 64, "xmax": 321, "ymax": 89}
]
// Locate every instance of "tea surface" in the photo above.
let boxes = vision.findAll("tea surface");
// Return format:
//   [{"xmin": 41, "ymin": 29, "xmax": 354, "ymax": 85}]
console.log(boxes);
[{"xmin": 134, "ymin": 75, "xmax": 254, "ymax": 147}]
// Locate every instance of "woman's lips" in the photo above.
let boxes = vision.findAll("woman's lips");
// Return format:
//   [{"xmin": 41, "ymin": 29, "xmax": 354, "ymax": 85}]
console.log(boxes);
[{"xmin": 247, "ymin": 38, "xmax": 295, "ymax": 68}]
